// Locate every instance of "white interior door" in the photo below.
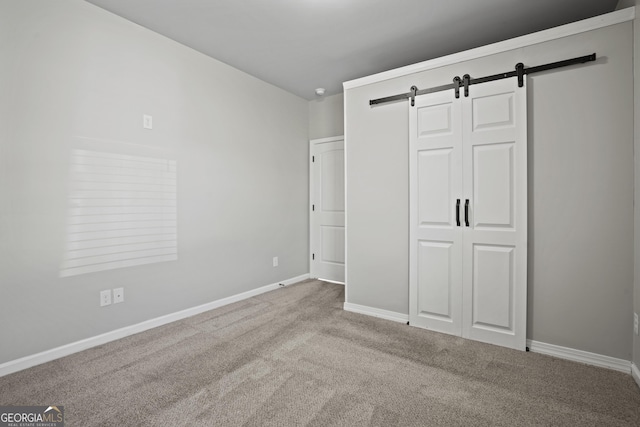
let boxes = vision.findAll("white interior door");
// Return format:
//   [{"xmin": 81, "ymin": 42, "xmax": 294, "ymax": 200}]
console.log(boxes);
[
  {"xmin": 409, "ymin": 77, "xmax": 527, "ymax": 351},
  {"xmin": 310, "ymin": 137, "xmax": 345, "ymax": 283},
  {"xmin": 462, "ymin": 77, "xmax": 527, "ymax": 350},
  {"xmin": 409, "ymin": 91, "xmax": 463, "ymax": 335}
]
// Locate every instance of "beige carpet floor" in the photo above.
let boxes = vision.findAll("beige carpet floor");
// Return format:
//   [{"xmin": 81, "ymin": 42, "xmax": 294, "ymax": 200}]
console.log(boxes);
[{"xmin": 1, "ymin": 279, "xmax": 639, "ymax": 426}]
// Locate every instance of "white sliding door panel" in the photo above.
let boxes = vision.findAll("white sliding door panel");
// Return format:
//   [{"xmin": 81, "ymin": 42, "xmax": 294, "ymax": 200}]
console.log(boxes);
[
  {"xmin": 310, "ymin": 137, "xmax": 345, "ymax": 283},
  {"xmin": 462, "ymin": 77, "xmax": 527, "ymax": 350},
  {"xmin": 409, "ymin": 77, "xmax": 527, "ymax": 351},
  {"xmin": 410, "ymin": 92, "xmax": 463, "ymax": 334}
]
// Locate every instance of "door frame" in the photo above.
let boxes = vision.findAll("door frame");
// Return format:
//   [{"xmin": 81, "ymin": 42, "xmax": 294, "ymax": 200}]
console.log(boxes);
[{"xmin": 309, "ymin": 135, "xmax": 345, "ymax": 283}]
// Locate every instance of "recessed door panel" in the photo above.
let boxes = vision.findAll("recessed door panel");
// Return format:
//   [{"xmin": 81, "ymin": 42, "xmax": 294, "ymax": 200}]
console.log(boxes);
[
  {"xmin": 321, "ymin": 149, "xmax": 345, "ymax": 212},
  {"xmin": 321, "ymin": 226, "xmax": 345, "ymax": 264},
  {"xmin": 473, "ymin": 143, "xmax": 514, "ymax": 229},
  {"xmin": 472, "ymin": 244, "xmax": 514, "ymax": 331},
  {"xmin": 418, "ymin": 149, "xmax": 453, "ymax": 228},
  {"xmin": 472, "ymin": 92, "xmax": 514, "ymax": 131},
  {"xmin": 418, "ymin": 241, "xmax": 453, "ymax": 320},
  {"xmin": 418, "ymin": 103, "xmax": 453, "ymax": 137}
]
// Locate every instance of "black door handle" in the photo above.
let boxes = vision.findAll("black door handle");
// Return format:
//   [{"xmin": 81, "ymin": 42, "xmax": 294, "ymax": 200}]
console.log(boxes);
[
  {"xmin": 465, "ymin": 199, "xmax": 470, "ymax": 227},
  {"xmin": 456, "ymin": 199, "xmax": 460, "ymax": 226}
]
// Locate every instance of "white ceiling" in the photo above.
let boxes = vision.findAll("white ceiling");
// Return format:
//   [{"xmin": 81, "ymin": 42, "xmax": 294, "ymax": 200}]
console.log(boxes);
[{"xmin": 85, "ymin": 0, "xmax": 619, "ymax": 100}]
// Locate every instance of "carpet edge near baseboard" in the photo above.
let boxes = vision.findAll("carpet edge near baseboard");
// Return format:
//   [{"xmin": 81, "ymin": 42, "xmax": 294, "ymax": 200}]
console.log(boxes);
[
  {"xmin": 0, "ymin": 273, "xmax": 310, "ymax": 378},
  {"xmin": 343, "ymin": 302, "xmax": 409, "ymax": 323},
  {"xmin": 526, "ymin": 340, "xmax": 631, "ymax": 373},
  {"xmin": 632, "ymin": 363, "xmax": 640, "ymax": 390},
  {"xmin": 341, "ymin": 302, "xmax": 632, "ymax": 375}
]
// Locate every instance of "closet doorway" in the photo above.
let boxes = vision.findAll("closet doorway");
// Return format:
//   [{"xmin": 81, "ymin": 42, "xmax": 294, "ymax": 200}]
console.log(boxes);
[{"xmin": 409, "ymin": 78, "xmax": 527, "ymax": 350}]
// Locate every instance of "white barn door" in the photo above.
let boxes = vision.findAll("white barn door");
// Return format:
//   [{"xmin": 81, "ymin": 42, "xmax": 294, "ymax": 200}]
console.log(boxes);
[
  {"xmin": 409, "ymin": 91, "xmax": 463, "ymax": 335},
  {"xmin": 310, "ymin": 137, "xmax": 345, "ymax": 283},
  {"xmin": 410, "ymin": 78, "xmax": 527, "ymax": 351},
  {"xmin": 461, "ymin": 78, "xmax": 527, "ymax": 350}
]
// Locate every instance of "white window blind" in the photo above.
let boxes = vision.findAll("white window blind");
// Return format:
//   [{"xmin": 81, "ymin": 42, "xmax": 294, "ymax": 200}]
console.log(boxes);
[{"xmin": 60, "ymin": 149, "xmax": 177, "ymax": 277}]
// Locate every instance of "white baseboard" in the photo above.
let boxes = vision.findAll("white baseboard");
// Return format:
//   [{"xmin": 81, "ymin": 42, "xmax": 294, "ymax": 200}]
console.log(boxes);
[
  {"xmin": 632, "ymin": 363, "xmax": 640, "ymax": 389},
  {"xmin": 0, "ymin": 273, "xmax": 309, "ymax": 378},
  {"xmin": 339, "ymin": 304, "xmax": 633, "ymax": 375},
  {"xmin": 527, "ymin": 339, "xmax": 631, "ymax": 373},
  {"xmin": 343, "ymin": 302, "xmax": 409, "ymax": 324},
  {"xmin": 317, "ymin": 278, "xmax": 345, "ymax": 285}
]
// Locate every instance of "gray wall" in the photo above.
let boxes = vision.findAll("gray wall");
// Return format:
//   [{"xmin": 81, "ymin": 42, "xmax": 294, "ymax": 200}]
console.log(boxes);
[
  {"xmin": 617, "ymin": 0, "xmax": 635, "ymax": 9},
  {"xmin": 309, "ymin": 93, "xmax": 344, "ymax": 140},
  {"xmin": 345, "ymin": 22, "xmax": 634, "ymax": 360},
  {"xmin": 0, "ymin": 0, "xmax": 309, "ymax": 364},
  {"xmin": 633, "ymin": 0, "xmax": 640, "ymax": 371}
]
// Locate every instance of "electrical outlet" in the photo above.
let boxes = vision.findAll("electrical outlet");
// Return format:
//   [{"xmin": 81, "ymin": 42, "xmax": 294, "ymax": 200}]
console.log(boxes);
[
  {"xmin": 100, "ymin": 290, "xmax": 112, "ymax": 307},
  {"xmin": 143, "ymin": 114, "xmax": 153, "ymax": 129},
  {"xmin": 273, "ymin": 256, "xmax": 278, "ymax": 267},
  {"xmin": 113, "ymin": 287, "xmax": 124, "ymax": 304},
  {"xmin": 634, "ymin": 313, "xmax": 638, "ymax": 335}
]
